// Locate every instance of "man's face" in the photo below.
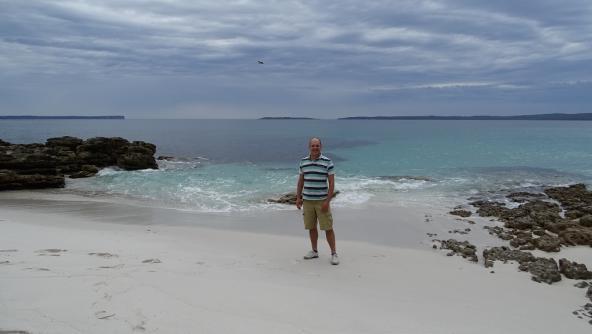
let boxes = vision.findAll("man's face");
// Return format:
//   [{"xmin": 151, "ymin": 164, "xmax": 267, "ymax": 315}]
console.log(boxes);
[{"xmin": 309, "ymin": 139, "xmax": 321, "ymax": 156}]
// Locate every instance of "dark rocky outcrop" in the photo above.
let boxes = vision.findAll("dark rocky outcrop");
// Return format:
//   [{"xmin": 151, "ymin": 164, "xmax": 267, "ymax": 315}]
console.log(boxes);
[
  {"xmin": 559, "ymin": 259, "xmax": 592, "ymax": 280},
  {"xmin": 574, "ymin": 281, "xmax": 590, "ymax": 288},
  {"xmin": 482, "ymin": 246, "xmax": 535, "ymax": 268},
  {"xmin": 482, "ymin": 247, "xmax": 578, "ymax": 284},
  {"xmin": 469, "ymin": 200, "xmax": 508, "ymax": 217},
  {"xmin": 580, "ymin": 215, "xmax": 592, "ymax": 227},
  {"xmin": 507, "ymin": 191, "xmax": 547, "ymax": 203},
  {"xmin": 532, "ymin": 234, "xmax": 561, "ymax": 252},
  {"xmin": 483, "ymin": 226, "xmax": 514, "ymax": 240},
  {"xmin": 519, "ymin": 258, "xmax": 561, "ymax": 284},
  {"xmin": 0, "ymin": 136, "xmax": 158, "ymax": 190},
  {"xmin": 464, "ymin": 185, "xmax": 592, "ymax": 286},
  {"xmin": 545, "ymin": 184, "xmax": 592, "ymax": 219},
  {"xmin": 438, "ymin": 239, "xmax": 478, "ymax": 262},
  {"xmin": 268, "ymin": 191, "xmax": 340, "ymax": 205},
  {"xmin": 449, "ymin": 209, "xmax": 471, "ymax": 217},
  {"xmin": 471, "ymin": 186, "xmax": 592, "ymax": 250},
  {"xmin": 0, "ymin": 170, "xmax": 65, "ymax": 190},
  {"xmin": 46, "ymin": 136, "xmax": 84, "ymax": 150},
  {"xmin": 69, "ymin": 165, "xmax": 100, "ymax": 179}
]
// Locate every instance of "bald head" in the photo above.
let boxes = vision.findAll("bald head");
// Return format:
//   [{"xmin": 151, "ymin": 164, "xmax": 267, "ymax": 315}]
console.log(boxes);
[
  {"xmin": 309, "ymin": 137, "xmax": 322, "ymax": 146},
  {"xmin": 308, "ymin": 137, "xmax": 322, "ymax": 159}
]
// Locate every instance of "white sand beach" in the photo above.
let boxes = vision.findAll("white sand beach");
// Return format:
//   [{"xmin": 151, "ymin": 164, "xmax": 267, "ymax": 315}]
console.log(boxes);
[{"xmin": 1, "ymin": 193, "xmax": 591, "ymax": 334}]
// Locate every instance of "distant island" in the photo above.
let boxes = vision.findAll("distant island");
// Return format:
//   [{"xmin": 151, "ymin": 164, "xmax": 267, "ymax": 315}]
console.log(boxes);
[
  {"xmin": 0, "ymin": 115, "xmax": 125, "ymax": 120},
  {"xmin": 259, "ymin": 117, "xmax": 317, "ymax": 120},
  {"xmin": 339, "ymin": 113, "xmax": 592, "ymax": 121}
]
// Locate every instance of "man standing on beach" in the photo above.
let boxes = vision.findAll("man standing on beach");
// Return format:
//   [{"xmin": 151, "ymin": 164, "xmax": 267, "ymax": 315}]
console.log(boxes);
[{"xmin": 296, "ymin": 138, "xmax": 339, "ymax": 265}]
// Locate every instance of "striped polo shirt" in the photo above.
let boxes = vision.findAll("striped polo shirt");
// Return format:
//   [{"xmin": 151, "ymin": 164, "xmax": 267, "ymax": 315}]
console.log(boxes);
[{"xmin": 299, "ymin": 154, "xmax": 335, "ymax": 200}]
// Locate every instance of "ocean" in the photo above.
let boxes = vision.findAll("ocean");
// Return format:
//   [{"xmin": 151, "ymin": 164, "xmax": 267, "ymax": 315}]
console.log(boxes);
[{"xmin": 2, "ymin": 119, "xmax": 592, "ymax": 212}]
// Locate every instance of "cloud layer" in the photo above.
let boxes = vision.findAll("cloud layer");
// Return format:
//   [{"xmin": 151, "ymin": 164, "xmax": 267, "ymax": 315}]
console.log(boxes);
[{"xmin": 1, "ymin": 0, "xmax": 591, "ymax": 117}]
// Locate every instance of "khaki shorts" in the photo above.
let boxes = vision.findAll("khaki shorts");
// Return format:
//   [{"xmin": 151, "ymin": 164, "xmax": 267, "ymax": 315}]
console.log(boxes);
[{"xmin": 303, "ymin": 200, "xmax": 333, "ymax": 231}]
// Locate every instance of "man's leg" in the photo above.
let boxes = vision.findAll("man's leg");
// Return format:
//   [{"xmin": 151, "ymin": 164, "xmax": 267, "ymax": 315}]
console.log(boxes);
[
  {"xmin": 309, "ymin": 228, "xmax": 318, "ymax": 251},
  {"xmin": 325, "ymin": 229, "xmax": 336, "ymax": 254},
  {"xmin": 303, "ymin": 200, "xmax": 319, "ymax": 259}
]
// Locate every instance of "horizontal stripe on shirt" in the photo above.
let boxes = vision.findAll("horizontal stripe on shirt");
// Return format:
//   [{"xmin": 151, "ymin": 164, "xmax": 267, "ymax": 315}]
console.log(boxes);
[
  {"xmin": 304, "ymin": 186, "xmax": 328, "ymax": 190},
  {"xmin": 303, "ymin": 178, "xmax": 328, "ymax": 183},
  {"xmin": 303, "ymin": 171, "xmax": 328, "ymax": 176},
  {"xmin": 302, "ymin": 193, "xmax": 328, "ymax": 198}
]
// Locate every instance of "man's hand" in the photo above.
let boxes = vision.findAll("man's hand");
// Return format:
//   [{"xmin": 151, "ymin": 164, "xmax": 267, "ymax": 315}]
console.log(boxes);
[
  {"xmin": 321, "ymin": 200, "xmax": 330, "ymax": 212},
  {"xmin": 296, "ymin": 197, "xmax": 303, "ymax": 210}
]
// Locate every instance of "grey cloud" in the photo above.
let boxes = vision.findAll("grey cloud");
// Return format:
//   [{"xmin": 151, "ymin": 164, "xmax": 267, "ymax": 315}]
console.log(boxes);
[{"xmin": 0, "ymin": 0, "xmax": 591, "ymax": 117}]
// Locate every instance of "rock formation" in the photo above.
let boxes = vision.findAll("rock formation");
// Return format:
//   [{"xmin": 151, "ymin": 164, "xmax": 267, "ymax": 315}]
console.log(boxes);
[{"xmin": 0, "ymin": 136, "xmax": 158, "ymax": 190}]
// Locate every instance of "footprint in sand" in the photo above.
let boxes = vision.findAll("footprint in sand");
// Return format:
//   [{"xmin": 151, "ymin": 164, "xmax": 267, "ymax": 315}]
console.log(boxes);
[
  {"xmin": 142, "ymin": 258, "xmax": 161, "ymax": 264},
  {"xmin": 35, "ymin": 249, "xmax": 67, "ymax": 256},
  {"xmin": 95, "ymin": 310, "xmax": 116, "ymax": 320},
  {"xmin": 98, "ymin": 264, "xmax": 124, "ymax": 269},
  {"xmin": 0, "ymin": 260, "xmax": 10, "ymax": 265},
  {"xmin": 93, "ymin": 281, "xmax": 108, "ymax": 288},
  {"xmin": 24, "ymin": 267, "xmax": 50, "ymax": 271},
  {"xmin": 89, "ymin": 252, "xmax": 119, "ymax": 258},
  {"xmin": 133, "ymin": 321, "xmax": 147, "ymax": 332},
  {"xmin": 131, "ymin": 310, "xmax": 148, "ymax": 332},
  {"xmin": 0, "ymin": 249, "xmax": 18, "ymax": 252}
]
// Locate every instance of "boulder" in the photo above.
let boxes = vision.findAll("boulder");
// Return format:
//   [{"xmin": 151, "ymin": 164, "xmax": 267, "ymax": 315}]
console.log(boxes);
[
  {"xmin": 268, "ymin": 191, "xmax": 340, "ymax": 205},
  {"xmin": 117, "ymin": 152, "xmax": 158, "ymax": 170},
  {"xmin": 533, "ymin": 235, "xmax": 561, "ymax": 252},
  {"xmin": 482, "ymin": 246, "xmax": 535, "ymax": 268},
  {"xmin": 46, "ymin": 136, "xmax": 83, "ymax": 150},
  {"xmin": 470, "ymin": 200, "xmax": 508, "ymax": 217},
  {"xmin": 520, "ymin": 258, "xmax": 561, "ymax": 284},
  {"xmin": 507, "ymin": 191, "xmax": 547, "ymax": 203},
  {"xmin": 439, "ymin": 239, "xmax": 478, "ymax": 262},
  {"xmin": 76, "ymin": 137, "xmax": 129, "ymax": 166},
  {"xmin": 0, "ymin": 136, "xmax": 158, "ymax": 190},
  {"xmin": 509, "ymin": 232, "xmax": 534, "ymax": 249},
  {"xmin": 558, "ymin": 259, "xmax": 592, "ymax": 280},
  {"xmin": 579, "ymin": 215, "xmax": 592, "ymax": 227},
  {"xmin": 0, "ymin": 170, "xmax": 64, "ymax": 190},
  {"xmin": 545, "ymin": 184, "xmax": 592, "ymax": 218},
  {"xmin": 449, "ymin": 209, "xmax": 471, "ymax": 217},
  {"xmin": 574, "ymin": 281, "xmax": 589, "ymax": 288},
  {"xmin": 483, "ymin": 226, "xmax": 514, "ymax": 240},
  {"xmin": 69, "ymin": 165, "xmax": 99, "ymax": 179},
  {"xmin": 558, "ymin": 226, "xmax": 592, "ymax": 247}
]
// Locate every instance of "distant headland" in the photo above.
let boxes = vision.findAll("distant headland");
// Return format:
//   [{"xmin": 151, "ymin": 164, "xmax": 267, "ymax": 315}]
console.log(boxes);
[
  {"xmin": 339, "ymin": 113, "xmax": 592, "ymax": 121},
  {"xmin": 259, "ymin": 117, "xmax": 317, "ymax": 120},
  {"xmin": 0, "ymin": 115, "xmax": 125, "ymax": 120}
]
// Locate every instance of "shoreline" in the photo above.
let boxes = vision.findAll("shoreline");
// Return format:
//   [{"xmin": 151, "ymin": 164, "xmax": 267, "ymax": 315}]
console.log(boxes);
[
  {"xmin": 0, "ymin": 190, "xmax": 498, "ymax": 251},
  {"xmin": 1, "ymin": 190, "xmax": 591, "ymax": 333}
]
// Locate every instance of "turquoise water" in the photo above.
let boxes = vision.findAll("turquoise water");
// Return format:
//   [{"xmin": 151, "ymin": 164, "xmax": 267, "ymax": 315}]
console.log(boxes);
[{"xmin": 2, "ymin": 119, "xmax": 592, "ymax": 212}]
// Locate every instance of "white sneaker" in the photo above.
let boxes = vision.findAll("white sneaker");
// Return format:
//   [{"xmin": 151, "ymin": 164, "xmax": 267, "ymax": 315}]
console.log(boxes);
[
  {"xmin": 303, "ymin": 250, "xmax": 319, "ymax": 259},
  {"xmin": 330, "ymin": 253, "xmax": 340, "ymax": 265}
]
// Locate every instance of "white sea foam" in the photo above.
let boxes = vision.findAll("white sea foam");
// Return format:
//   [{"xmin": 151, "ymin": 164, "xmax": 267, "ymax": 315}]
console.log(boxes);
[
  {"xmin": 64, "ymin": 162, "xmax": 589, "ymax": 214},
  {"xmin": 97, "ymin": 167, "xmax": 122, "ymax": 176}
]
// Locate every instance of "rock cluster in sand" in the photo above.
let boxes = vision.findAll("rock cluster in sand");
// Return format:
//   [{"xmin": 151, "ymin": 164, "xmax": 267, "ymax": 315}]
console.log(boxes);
[{"xmin": 0, "ymin": 136, "xmax": 158, "ymax": 190}]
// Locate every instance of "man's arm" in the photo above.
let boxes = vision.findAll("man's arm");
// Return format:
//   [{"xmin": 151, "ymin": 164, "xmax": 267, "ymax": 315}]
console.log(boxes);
[
  {"xmin": 326, "ymin": 174, "xmax": 335, "ymax": 202},
  {"xmin": 322, "ymin": 174, "xmax": 335, "ymax": 212},
  {"xmin": 296, "ymin": 173, "xmax": 304, "ymax": 209}
]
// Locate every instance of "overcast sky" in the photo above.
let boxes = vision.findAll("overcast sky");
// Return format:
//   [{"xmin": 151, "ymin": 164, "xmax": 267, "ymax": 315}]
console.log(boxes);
[{"xmin": 1, "ymin": 0, "xmax": 591, "ymax": 118}]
